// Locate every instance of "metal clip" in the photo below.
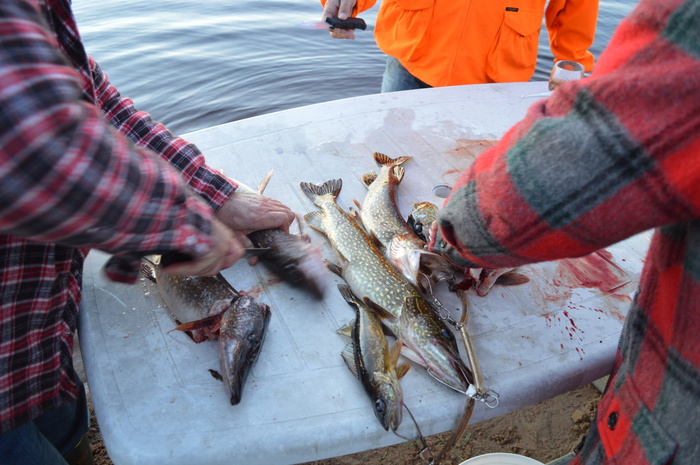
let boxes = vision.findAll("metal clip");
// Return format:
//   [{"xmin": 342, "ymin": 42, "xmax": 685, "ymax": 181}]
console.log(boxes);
[{"xmin": 475, "ymin": 389, "xmax": 500, "ymax": 408}]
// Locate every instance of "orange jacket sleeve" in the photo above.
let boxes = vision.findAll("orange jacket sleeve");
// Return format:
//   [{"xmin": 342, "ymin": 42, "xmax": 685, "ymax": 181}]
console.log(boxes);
[{"xmin": 546, "ymin": 0, "xmax": 599, "ymax": 72}]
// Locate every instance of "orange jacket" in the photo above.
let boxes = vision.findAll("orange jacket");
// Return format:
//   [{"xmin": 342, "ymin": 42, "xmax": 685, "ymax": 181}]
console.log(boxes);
[{"xmin": 338, "ymin": 0, "xmax": 598, "ymax": 87}]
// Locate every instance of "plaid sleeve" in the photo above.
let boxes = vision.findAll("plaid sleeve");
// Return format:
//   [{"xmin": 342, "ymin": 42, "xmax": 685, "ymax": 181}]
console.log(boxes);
[
  {"xmin": 431, "ymin": 0, "xmax": 700, "ymax": 269},
  {"xmin": 0, "ymin": 0, "xmax": 218, "ymax": 281},
  {"xmin": 89, "ymin": 57, "xmax": 236, "ymax": 211}
]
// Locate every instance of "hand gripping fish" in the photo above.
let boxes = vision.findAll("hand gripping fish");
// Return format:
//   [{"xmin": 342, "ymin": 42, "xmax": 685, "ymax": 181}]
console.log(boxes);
[
  {"xmin": 301, "ymin": 179, "xmax": 473, "ymax": 394},
  {"xmin": 142, "ymin": 258, "xmax": 270, "ymax": 405}
]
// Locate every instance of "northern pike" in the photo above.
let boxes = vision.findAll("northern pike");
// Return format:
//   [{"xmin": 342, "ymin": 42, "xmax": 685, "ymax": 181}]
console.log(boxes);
[
  {"xmin": 359, "ymin": 152, "xmax": 413, "ymax": 249},
  {"xmin": 301, "ymin": 179, "xmax": 473, "ymax": 393},
  {"xmin": 218, "ymin": 294, "xmax": 270, "ymax": 405},
  {"xmin": 359, "ymin": 154, "xmax": 457, "ymax": 289},
  {"xmin": 337, "ymin": 284, "xmax": 409, "ymax": 431}
]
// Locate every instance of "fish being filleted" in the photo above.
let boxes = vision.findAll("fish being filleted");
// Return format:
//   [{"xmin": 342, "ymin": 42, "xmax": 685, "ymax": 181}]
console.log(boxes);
[
  {"xmin": 337, "ymin": 284, "xmax": 409, "ymax": 432},
  {"xmin": 232, "ymin": 176, "xmax": 329, "ymax": 299},
  {"xmin": 247, "ymin": 228, "xmax": 328, "ymax": 299},
  {"xmin": 301, "ymin": 179, "xmax": 473, "ymax": 394},
  {"xmin": 218, "ymin": 294, "xmax": 270, "ymax": 405}
]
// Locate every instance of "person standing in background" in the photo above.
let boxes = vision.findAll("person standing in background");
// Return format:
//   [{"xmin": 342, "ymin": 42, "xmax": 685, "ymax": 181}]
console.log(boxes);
[
  {"xmin": 0, "ymin": 1, "xmax": 295, "ymax": 464},
  {"xmin": 430, "ymin": 0, "xmax": 700, "ymax": 463},
  {"xmin": 320, "ymin": 0, "xmax": 599, "ymax": 92}
]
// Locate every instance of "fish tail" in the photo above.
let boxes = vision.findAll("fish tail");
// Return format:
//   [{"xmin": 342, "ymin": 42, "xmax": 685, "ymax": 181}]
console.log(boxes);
[
  {"xmin": 300, "ymin": 179, "xmax": 342, "ymax": 206},
  {"xmin": 373, "ymin": 152, "xmax": 412, "ymax": 168}
]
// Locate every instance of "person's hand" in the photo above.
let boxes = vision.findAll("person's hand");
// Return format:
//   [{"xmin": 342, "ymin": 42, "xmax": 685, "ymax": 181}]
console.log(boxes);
[
  {"xmin": 215, "ymin": 188, "xmax": 295, "ymax": 236},
  {"xmin": 161, "ymin": 218, "xmax": 243, "ymax": 276},
  {"xmin": 322, "ymin": 0, "xmax": 358, "ymax": 40}
]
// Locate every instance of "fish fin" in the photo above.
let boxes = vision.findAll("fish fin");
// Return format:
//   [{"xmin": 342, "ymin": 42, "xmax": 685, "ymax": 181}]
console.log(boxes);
[
  {"xmin": 373, "ymin": 152, "xmax": 412, "ymax": 168},
  {"xmin": 257, "ymin": 170, "xmax": 274, "ymax": 195},
  {"xmin": 336, "ymin": 321, "xmax": 354, "ymax": 340},
  {"xmin": 388, "ymin": 340, "xmax": 403, "ymax": 367},
  {"xmin": 495, "ymin": 271, "xmax": 530, "ymax": 287},
  {"xmin": 399, "ymin": 344, "xmax": 426, "ymax": 368},
  {"xmin": 389, "ymin": 165, "xmax": 405, "ymax": 183},
  {"xmin": 170, "ymin": 314, "xmax": 222, "ymax": 335},
  {"xmin": 367, "ymin": 231, "xmax": 385, "ymax": 252},
  {"xmin": 303, "ymin": 211, "xmax": 326, "ymax": 234},
  {"xmin": 361, "ymin": 171, "xmax": 378, "ymax": 188},
  {"xmin": 396, "ymin": 363, "xmax": 411, "ymax": 379},
  {"xmin": 362, "ymin": 297, "xmax": 397, "ymax": 321},
  {"xmin": 211, "ymin": 274, "xmax": 240, "ymax": 296},
  {"xmin": 326, "ymin": 261, "xmax": 343, "ymax": 277},
  {"xmin": 352, "ymin": 199, "xmax": 362, "ymax": 211},
  {"xmin": 300, "ymin": 179, "xmax": 342, "ymax": 205},
  {"xmin": 341, "ymin": 344, "xmax": 360, "ymax": 378}
]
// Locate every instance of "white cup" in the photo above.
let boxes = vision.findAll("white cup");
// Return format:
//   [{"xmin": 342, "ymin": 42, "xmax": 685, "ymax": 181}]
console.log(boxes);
[
  {"xmin": 459, "ymin": 452, "xmax": 545, "ymax": 465},
  {"xmin": 548, "ymin": 60, "xmax": 585, "ymax": 91}
]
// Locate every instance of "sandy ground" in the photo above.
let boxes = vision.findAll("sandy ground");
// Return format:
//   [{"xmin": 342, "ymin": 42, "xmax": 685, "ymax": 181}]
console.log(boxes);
[{"xmin": 81, "ymin": 336, "xmax": 601, "ymax": 465}]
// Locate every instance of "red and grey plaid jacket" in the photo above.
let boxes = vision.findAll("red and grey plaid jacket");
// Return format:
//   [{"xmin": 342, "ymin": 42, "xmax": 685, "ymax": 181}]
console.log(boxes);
[
  {"xmin": 0, "ymin": 0, "xmax": 235, "ymax": 432},
  {"xmin": 432, "ymin": 0, "xmax": 700, "ymax": 463}
]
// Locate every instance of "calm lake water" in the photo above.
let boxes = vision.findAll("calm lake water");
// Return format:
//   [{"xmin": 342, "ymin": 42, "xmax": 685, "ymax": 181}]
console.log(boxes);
[{"xmin": 73, "ymin": 0, "xmax": 638, "ymax": 135}]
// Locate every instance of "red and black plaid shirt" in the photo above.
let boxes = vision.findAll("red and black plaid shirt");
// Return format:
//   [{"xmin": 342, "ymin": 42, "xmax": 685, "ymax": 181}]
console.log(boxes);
[
  {"xmin": 432, "ymin": 0, "xmax": 700, "ymax": 463},
  {"xmin": 0, "ymin": 0, "xmax": 236, "ymax": 432}
]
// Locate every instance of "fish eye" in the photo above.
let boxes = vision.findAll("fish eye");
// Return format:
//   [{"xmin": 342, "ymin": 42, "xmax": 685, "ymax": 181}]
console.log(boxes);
[
  {"xmin": 375, "ymin": 399, "xmax": 386, "ymax": 416},
  {"xmin": 441, "ymin": 328, "xmax": 454, "ymax": 341}
]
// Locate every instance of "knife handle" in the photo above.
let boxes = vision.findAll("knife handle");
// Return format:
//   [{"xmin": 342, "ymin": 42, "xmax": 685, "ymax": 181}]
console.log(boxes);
[{"xmin": 325, "ymin": 17, "xmax": 367, "ymax": 30}]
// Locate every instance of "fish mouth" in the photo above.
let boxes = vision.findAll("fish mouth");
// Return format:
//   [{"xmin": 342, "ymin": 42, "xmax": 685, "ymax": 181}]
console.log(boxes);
[
  {"xmin": 427, "ymin": 354, "xmax": 473, "ymax": 394},
  {"xmin": 374, "ymin": 392, "xmax": 403, "ymax": 432},
  {"xmin": 383, "ymin": 406, "xmax": 403, "ymax": 432},
  {"xmin": 219, "ymin": 336, "xmax": 263, "ymax": 405}
]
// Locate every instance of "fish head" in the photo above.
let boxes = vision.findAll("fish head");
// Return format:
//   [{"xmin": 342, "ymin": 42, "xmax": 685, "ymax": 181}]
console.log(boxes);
[
  {"xmin": 370, "ymin": 373, "xmax": 404, "ymax": 431},
  {"xmin": 218, "ymin": 296, "xmax": 271, "ymax": 405},
  {"xmin": 408, "ymin": 201, "xmax": 438, "ymax": 242},
  {"xmin": 400, "ymin": 297, "xmax": 473, "ymax": 394}
]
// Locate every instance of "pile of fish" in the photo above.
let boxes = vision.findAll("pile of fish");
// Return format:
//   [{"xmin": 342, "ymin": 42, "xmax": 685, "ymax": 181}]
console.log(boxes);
[
  {"xmin": 301, "ymin": 152, "xmax": 526, "ymax": 462},
  {"xmin": 142, "ymin": 258, "xmax": 270, "ymax": 405},
  {"xmin": 301, "ymin": 178, "xmax": 474, "ymax": 397}
]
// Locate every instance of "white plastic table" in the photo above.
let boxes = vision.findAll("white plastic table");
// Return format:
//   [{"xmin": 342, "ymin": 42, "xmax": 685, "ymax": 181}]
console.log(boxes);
[{"xmin": 78, "ymin": 82, "xmax": 650, "ymax": 465}]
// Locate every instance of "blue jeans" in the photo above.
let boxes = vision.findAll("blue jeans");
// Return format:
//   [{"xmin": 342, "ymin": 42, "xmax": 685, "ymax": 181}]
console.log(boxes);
[
  {"xmin": 381, "ymin": 56, "xmax": 432, "ymax": 93},
  {"xmin": 0, "ymin": 368, "xmax": 89, "ymax": 465}
]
